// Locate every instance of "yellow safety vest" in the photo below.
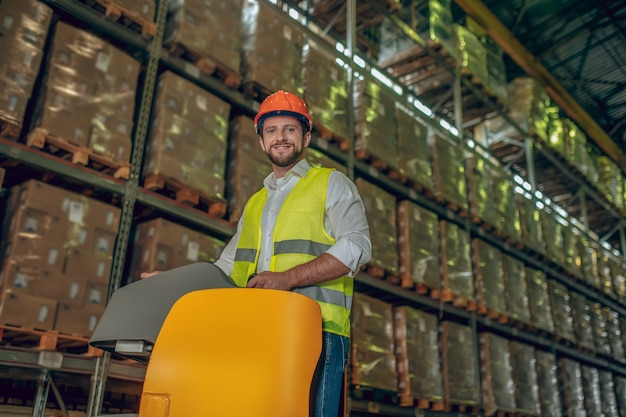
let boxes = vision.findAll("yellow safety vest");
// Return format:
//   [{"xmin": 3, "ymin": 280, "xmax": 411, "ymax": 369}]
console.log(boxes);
[{"xmin": 231, "ymin": 167, "xmax": 353, "ymax": 337}]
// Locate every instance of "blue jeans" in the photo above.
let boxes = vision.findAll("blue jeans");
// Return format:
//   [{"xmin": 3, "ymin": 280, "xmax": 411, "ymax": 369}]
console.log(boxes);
[{"xmin": 310, "ymin": 332, "xmax": 350, "ymax": 417}]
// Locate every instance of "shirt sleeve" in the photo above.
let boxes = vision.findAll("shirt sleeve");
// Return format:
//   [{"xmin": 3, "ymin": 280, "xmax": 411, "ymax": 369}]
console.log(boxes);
[
  {"xmin": 324, "ymin": 171, "xmax": 372, "ymax": 275},
  {"xmin": 213, "ymin": 215, "xmax": 244, "ymax": 276}
]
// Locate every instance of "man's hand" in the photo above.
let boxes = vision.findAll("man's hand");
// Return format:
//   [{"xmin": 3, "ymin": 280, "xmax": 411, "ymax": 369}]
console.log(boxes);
[
  {"xmin": 140, "ymin": 271, "xmax": 162, "ymax": 279},
  {"xmin": 246, "ymin": 271, "xmax": 294, "ymax": 291}
]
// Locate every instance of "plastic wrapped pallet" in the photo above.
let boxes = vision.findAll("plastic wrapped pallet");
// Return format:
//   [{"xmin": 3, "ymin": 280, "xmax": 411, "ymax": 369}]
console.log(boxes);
[
  {"xmin": 0, "ymin": 180, "xmax": 121, "ymax": 335},
  {"xmin": 467, "ymin": 156, "xmax": 498, "ymax": 229},
  {"xmin": 303, "ymin": 41, "xmax": 350, "ymax": 142},
  {"xmin": 502, "ymin": 254, "xmax": 531, "ymax": 325},
  {"xmin": 599, "ymin": 371, "xmax": 620, "ymax": 417},
  {"xmin": 164, "ymin": 0, "xmax": 242, "ymax": 76},
  {"xmin": 36, "ymin": 22, "xmax": 139, "ymax": 162},
  {"xmin": 613, "ymin": 376, "xmax": 626, "ymax": 417},
  {"xmin": 581, "ymin": 366, "xmax": 602, "ymax": 417},
  {"xmin": 540, "ymin": 210, "xmax": 565, "ymax": 267},
  {"xmin": 432, "ymin": 133, "xmax": 467, "ymax": 210},
  {"xmin": 116, "ymin": 0, "xmax": 156, "ymax": 22},
  {"xmin": 590, "ymin": 302, "xmax": 611, "ymax": 356},
  {"xmin": 569, "ymin": 292, "xmax": 595, "ymax": 351},
  {"xmin": 428, "ymin": 0, "xmax": 455, "ymax": 56},
  {"xmin": 241, "ymin": 0, "xmax": 305, "ymax": 93},
  {"xmin": 128, "ymin": 218, "xmax": 224, "ymax": 283},
  {"xmin": 562, "ymin": 226, "xmax": 582, "ymax": 278},
  {"xmin": 610, "ymin": 258, "xmax": 626, "ymax": 304},
  {"xmin": 492, "ymin": 170, "xmax": 522, "ymax": 243},
  {"xmin": 479, "ymin": 333, "xmax": 516, "ymax": 416},
  {"xmin": 559, "ymin": 358, "xmax": 586, "ymax": 417},
  {"xmin": 441, "ymin": 321, "xmax": 480, "ymax": 406},
  {"xmin": 547, "ymin": 107, "xmax": 566, "ymax": 156},
  {"xmin": 0, "ymin": 0, "xmax": 52, "ymax": 132},
  {"xmin": 507, "ymin": 77, "xmax": 551, "ymax": 142},
  {"xmin": 621, "ymin": 317, "xmax": 626, "ymax": 359},
  {"xmin": 356, "ymin": 178, "xmax": 398, "ymax": 276},
  {"xmin": 354, "ymin": 79, "xmax": 399, "ymax": 169},
  {"xmin": 597, "ymin": 252, "xmax": 614, "ymax": 297},
  {"xmin": 525, "ymin": 268, "xmax": 554, "ymax": 334},
  {"xmin": 454, "ymin": 24, "xmax": 488, "ymax": 86},
  {"xmin": 145, "ymin": 71, "xmax": 229, "ymax": 199},
  {"xmin": 510, "ymin": 342, "xmax": 540, "ymax": 416},
  {"xmin": 225, "ymin": 116, "xmax": 272, "ymax": 222},
  {"xmin": 396, "ymin": 106, "xmax": 433, "ymax": 191},
  {"xmin": 397, "ymin": 201, "xmax": 440, "ymax": 291},
  {"xmin": 563, "ymin": 119, "xmax": 598, "ymax": 183},
  {"xmin": 603, "ymin": 307, "xmax": 625, "ymax": 361},
  {"xmin": 440, "ymin": 221, "xmax": 473, "ymax": 302},
  {"xmin": 534, "ymin": 351, "xmax": 562, "ymax": 417},
  {"xmin": 548, "ymin": 280, "xmax": 576, "ymax": 343},
  {"xmin": 473, "ymin": 239, "xmax": 506, "ymax": 317},
  {"xmin": 393, "ymin": 306, "xmax": 443, "ymax": 405},
  {"xmin": 597, "ymin": 156, "xmax": 623, "ymax": 210},
  {"xmin": 351, "ymin": 292, "xmax": 397, "ymax": 392},
  {"xmin": 482, "ymin": 37, "xmax": 508, "ymax": 105},
  {"xmin": 517, "ymin": 195, "xmax": 544, "ymax": 255},
  {"xmin": 578, "ymin": 234, "xmax": 600, "ymax": 289}
]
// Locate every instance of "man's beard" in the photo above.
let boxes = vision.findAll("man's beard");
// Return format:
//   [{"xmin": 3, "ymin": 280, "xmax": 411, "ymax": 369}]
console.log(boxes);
[{"xmin": 266, "ymin": 145, "xmax": 304, "ymax": 167}]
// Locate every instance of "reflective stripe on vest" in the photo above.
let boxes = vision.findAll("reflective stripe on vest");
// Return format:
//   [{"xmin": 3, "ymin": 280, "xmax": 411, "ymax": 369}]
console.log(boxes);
[{"xmin": 231, "ymin": 167, "xmax": 353, "ymax": 337}]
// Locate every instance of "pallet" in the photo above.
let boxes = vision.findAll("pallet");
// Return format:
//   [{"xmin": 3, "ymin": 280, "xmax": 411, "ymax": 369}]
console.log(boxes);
[
  {"xmin": 444, "ymin": 402, "xmax": 480, "ymax": 414},
  {"xmin": 399, "ymin": 394, "xmax": 445, "ymax": 410},
  {"xmin": 78, "ymin": 0, "xmax": 156, "ymax": 39},
  {"xmin": 0, "ymin": 323, "xmax": 101, "ymax": 356},
  {"xmin": 355, "ymin": 148, "xmax": 406, "ymax": 185},
  {"xmin": 0, "ymin": 117, "xmax": 21, "ymax": 140},
  {"xmin": 167, "ymin": 42, "xmax": 241, "ymax": 88},
  {"xmin": 434, "ymin": 194, "xmax": 469, "ymax": 218},
  {"xmin": 26, "ymin": 128, "xmax": 130, "ymax": 179},
  {"xmin": 143, "ymin": 174, "xmax": 227, "ymax": 218},
  {"xmin": 314, "ymin": 124, "xmax": 351, "ymax": 151},
  {"xmin": 350, "ymin": 385, "xmax": 399, "ymax": 405},
  {"xmin": 241, "ymin": 81, "xmax": 273, "ymax": 102},
  {"xmin": 476, "ymin": 304, "xmax": 509, "ymax": 324},
  {"xmin": 439, "ymin": 288, "xmax": 478, "ymax": 312},
  {"xmin": 362, "ymin": 263, "xmax": 400, "ymax": 286}
]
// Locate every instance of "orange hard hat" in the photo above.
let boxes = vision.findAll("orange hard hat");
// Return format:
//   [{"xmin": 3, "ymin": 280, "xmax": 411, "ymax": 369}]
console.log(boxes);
[{"xmin": 254, "ymin": 90, "xmax": 313, "ymax": 135}]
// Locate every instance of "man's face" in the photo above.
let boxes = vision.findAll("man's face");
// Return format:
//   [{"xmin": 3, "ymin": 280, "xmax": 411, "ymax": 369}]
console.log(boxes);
[{"xmin": 259, "ymin": 115, "xmax": 311, "ymax": 168}]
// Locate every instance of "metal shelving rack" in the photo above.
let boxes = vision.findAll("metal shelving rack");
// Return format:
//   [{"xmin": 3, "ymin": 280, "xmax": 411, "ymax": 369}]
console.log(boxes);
[{"xmin": 0, "ymin": 0, "xmax": 625, "ymax": 416}]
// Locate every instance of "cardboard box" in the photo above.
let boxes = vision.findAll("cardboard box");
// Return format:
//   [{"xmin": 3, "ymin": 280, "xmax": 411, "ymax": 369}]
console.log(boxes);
[
  {"xmin": 85, "ymin": 281, "xmax": 108, "ymax": 306},
  {"xmin": 2, "ymin": 235, "xmax": 65, "ymax": 274},
  {"xmin": 0, "ymin": 290, "xmax": 57, "ymax": 329},
  {"xmin": 64, "ymin": 249, "xmax": 112, "ymax": 284},
  {"xmin": 54, "ymin": 302, "xmax": 105, "ymax": 337}
]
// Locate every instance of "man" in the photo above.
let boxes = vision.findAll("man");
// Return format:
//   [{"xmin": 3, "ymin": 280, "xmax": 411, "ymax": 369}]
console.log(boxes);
[
  {"xmin": 143, "ymin": 90, "xmax": 371, "ymax": 417},
  {"xmin": 215, "ymin": 90, "xmax": 371, "ymax": 417}
]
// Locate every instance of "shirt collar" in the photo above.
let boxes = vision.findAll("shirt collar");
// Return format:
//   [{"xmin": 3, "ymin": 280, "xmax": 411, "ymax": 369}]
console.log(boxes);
[{"xmin": 263, "ymin": 159, "xmax": 312, "ymax": 191}]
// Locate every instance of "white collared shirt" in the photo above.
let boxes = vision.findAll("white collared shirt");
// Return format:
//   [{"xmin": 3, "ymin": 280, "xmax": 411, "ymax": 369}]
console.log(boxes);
[{"xmin": 215, "ymin": 159, "xmax": 372, "ymax": 276}]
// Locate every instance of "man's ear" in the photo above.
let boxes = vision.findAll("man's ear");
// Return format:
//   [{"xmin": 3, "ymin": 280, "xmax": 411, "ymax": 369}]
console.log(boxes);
[
  {"xmin": 258, "ymin": 135, "xmax": 267, "ymax": 152},
  {"xmin": 304, "ymin": 131, "xmax": 311, "ymax": 148}
]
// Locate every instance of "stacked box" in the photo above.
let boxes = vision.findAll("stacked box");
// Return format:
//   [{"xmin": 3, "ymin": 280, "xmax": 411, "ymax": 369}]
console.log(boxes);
[
  {"xmin": 225, "ymin": 116, "xmax": 272, "ymax": 222},
  {"xmin": 396, "ymin": 107, "xmax": 433, "ymax": 191},
  {"xmin": 432, "ymin": 133, "xmax": 467, "ymax": 210},
  {"xmin": 0, "ymin": 180, "xmax": 120, "ymax": 336},
  {"xmin": 609, "ymin": 258, "xmax": 626, "ymax": 304},
  {"xmin": 559, "ymin": 359, "xmax": 586, "ymax": 417},
  {"xmin": 306, "ymin": 147, "xmax": 347, "ymax": 175},
  {"xmin": 510, "ymin": 342, "xmax": 541, "ymax": 416},
  {"xmin": 548, "ymin": 280, "xmax": 576, "ymax": 343},
  {"xmin": 597, "ymin": 156, "xmax": 623, "ymax": 210},
  {"xmin": 563, "ymin": 119, "xmax": 598, "ymax": 183},
  {"xmin": 164, "ymin": 0, "xmax": 242, "ymax": 75},
  {"xmin": 534, "ymin": 351, "xmax": 562, "ymax": 417},
  {"xmin": 454, "ymin": 24, "xmax": 488, "ymax": 86},
  {"xmin": 144, "ymin": 71, "xmax": 229, "ymax": 199},
  {"xmin": 441, "ymin": 321, "xmax": 480, "ymax": 406},
  {"xmin": 116, "ymin": 0, "xmax": 155, "ymax": 22},
  {"xmin": 241, "ymin": 0, "xmax": 306, "ymax": 93},
  {"xmin": 547, "ymin": 107, "xmax": 566, "ymax": 156},
  {"xmin": 578, "ymin": 234, "xmax": 600, "ymax": 289},
  {"xmin": 356, "ymin": 179, "xmax": 398, "ymax": 275},
  {"xmin": 351, "ymin": 292, "xmax": 397, "ymax": 391},
  {"xmin": 599, "ymin": 371, "xmax": 620, "ymax": 417},
  {"xmin": 569, "ymin": 292, "xmax": 595, "ymax": 351},
  {"xmin": 518, "ymin": 195, "xmax": 544, "ymax": 255},
  {"xmin": 303, "ymin": 41, "xmax": 350, "ymax": 141},
  {"xmin": 502, "ymin": 255, "xmax": 531, "ymax": 325},
  {"xmin": 613, "ymin": 376, "xmax": 626, "ymax": 417},
  {"xmin": 473, "ymin": 239, "xmax": 506, "ymax": 316},
  {"xmin": 393, "ymin": 307, "xmax": 443, "ymax": 404},
  {"xmin": 397, "ymin": 201, "xmax": 440, "ymax": 290},
  {"xmin": 482, "ymin": 37, "xmax": 508, "ymax": 105},
  {"xmin": 581, "ymin": 366, "xmax": 602, "ymax": 417},
  {"xmin": 36, "ymin": 22, "xmax": 139, "ymax": 162},
  {"xmin": 428, "ymin": 0, "xmax": 455, "ymax": 56},
  {"xmin": 590, "ymin": 302, "xmax": 611, "ymax": 356},
  {"xmin": 621, "ymin": 317, "xmax": 626, "ymax": 361},
  {"xmin": 467, "ymin": 157, "xmax": 498, "ymax": 229},
  {"xmin": 128, "ymin": 218, "xmax": 224, "ymax": 283},
  {"xmin": 354, "ymin": 79, "xmax": 399, "ymax": 169},
  {"xmin": 597, "ymin": 252, "xmax": 614, "ymax": 297},
  {"xmin": 0, "ymin": 0, "xmax": 52, "ymax": 128},
  {"xmin": 541, "ymin": 211, "xmax": 565, "ymax": 267},
  {"xmin": 525, "ymin": 268, "xmax": 554, "ymax": 334},
  {"xmin": 440, "ymin": 221, "xmax": 473, "ymax": 300},
  {"xmin": 479, "ymin": 333, "xmax": 516, "ymax": 416},
  {"xmin": 507, "ymin": 77, "xmax": 551, "ymax": 142},
  {"xmin": 492, "ymin": 171, "xmax": 522, "ymax": 243},
  {"xmin": 562, "ymin": 226, "xmax": 582, "ymax": 279},
  {"xmin": 603, "ymin": 307, "xmax": 625, "ymax": 361}
]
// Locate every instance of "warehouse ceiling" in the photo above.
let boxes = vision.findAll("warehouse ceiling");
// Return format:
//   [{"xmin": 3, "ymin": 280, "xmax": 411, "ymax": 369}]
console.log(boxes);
[{"xmin": 471, "ymin": 0, "xmax": 626, "ymax": 152}]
